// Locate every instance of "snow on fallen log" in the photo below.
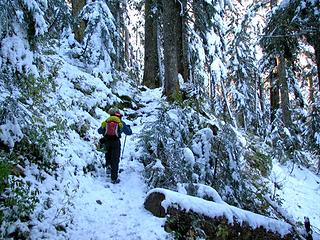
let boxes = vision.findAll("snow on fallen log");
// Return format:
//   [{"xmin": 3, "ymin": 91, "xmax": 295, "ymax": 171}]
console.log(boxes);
[{"xmin": 144, "ymin": 188, "xmax": 294, "ymax": 239}]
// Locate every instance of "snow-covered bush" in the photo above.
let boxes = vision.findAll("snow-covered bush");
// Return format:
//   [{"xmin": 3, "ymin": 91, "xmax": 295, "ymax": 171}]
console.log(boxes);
[
  {"xmin": 139, "ymin": 105, "xmax": 194, "ymax": 189},
  {"xmin": 191, "ymin": 127, "xmax": 216, "ymax": 183},
  {"xmin": 139, "ymin": 103, "xmax": 275, "ymax": 215},
  {"xmin": 190, "ymin": 123, "xmax": 276, "ymax": 215},
  {"xmin": 0, "ymin": 155, "xmax": 39, "ymax": 239}
]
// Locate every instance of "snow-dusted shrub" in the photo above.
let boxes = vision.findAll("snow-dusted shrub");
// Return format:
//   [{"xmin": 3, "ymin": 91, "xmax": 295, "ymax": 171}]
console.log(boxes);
[
  {"xmin": 1, "ymin": 36, "xmax": 39, "ymax": 77},
  {"xmin": 139, "ymin": 105, "xmax": 194, "ymax": 189},
  {"xmin": 268, "ymin": 114, "xmax": 305, "ymax": 166},
  {"xmin": 191, "ymin": 127, "xmax": 216, "ymax": 183},
  {"xmin": 191, "ymin": 123, "xmax": 275, "ymax": 215},
  {"xmin": 0, "ymin": 0, "xmax": 49, "ymax": 50},
  {"xmin": 245, "ymin": 145, "xmax": 272, "ymax": 177},
  {"xmin": 139, "ymin": 104, "xmax": 274, "ymax": 214},
  {"xmin": 0, "ymin": 156, "xmax": 39, "ymax": 239}
]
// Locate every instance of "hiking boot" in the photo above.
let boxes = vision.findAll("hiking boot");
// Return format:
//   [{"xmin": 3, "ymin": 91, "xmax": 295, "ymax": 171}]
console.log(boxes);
[{"xmin": 111, "ymin": 179, "xmax": 120, "ymax": 184}]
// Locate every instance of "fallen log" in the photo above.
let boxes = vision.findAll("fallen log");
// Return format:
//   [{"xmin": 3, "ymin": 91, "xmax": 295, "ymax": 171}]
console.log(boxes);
[{"xmin": 144, "ymin": 188, "xmax": 294, "ymax": 240}]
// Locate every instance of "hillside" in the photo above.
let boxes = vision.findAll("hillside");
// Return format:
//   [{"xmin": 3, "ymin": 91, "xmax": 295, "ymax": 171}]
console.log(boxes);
[{"xmin": 2, "ymin": 53, "xmax": 319, "ymax": 238}]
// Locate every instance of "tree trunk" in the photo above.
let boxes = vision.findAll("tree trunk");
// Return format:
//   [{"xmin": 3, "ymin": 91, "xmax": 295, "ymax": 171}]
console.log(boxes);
[
  {"xmin": 143, "ymin": 0, "xmax": 160, "ymax": 88},
  {"xmin": 162, "ymin": 0, "xmax": 180, "ymax": 100},
  {"xmin": 314, "ymin": 37, "xmax": 320, "ymax": 93},
  {"xmin": 176, "ymin": 2, "xmax": 189, "ymax": 82},
  {"xmin": 123, "ymin": 1, "xmax": 130, "ymax": 67},
  {"xmin": 258, "ymin": 73, "xmax": 265, "ymax": 113},
  {"xmin": 115, "ymin": 2, "xmax": 121, "ymax": 70},
  {"xmin": 124, "ymin": 26, "xmax": 130, "ymax": 66},
  {"xmin": 71, "ymin": 0, "xmax": 86, "ymax": 43},
  {"xmin": 270, "ymin": 68, "xmax": 280, "ymax": 126},
  {"xmin": 269, "ymin": 0, "xmax": 279, "ymax": 128},
  {"xmin": 277, "ymin": 55, "xmax": 292, "ymax": 127},
  {"xmin": 308, "ymin": 75, "xmax": 315, "ymax": 105}
]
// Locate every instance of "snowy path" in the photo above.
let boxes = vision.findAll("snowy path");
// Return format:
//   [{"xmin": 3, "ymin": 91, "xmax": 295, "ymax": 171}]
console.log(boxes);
[{"xmin": 66, "ymin": 89, "xmax": 169, "ymax": 240}]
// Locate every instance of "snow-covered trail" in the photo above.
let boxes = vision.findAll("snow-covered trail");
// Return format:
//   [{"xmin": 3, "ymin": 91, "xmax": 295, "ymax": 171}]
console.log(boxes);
[{"xmin": 66, "ymin": 89, "xmax": 169, "ymax": 240}]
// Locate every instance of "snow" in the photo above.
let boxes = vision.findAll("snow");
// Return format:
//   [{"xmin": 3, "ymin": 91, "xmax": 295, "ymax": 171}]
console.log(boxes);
[
  {"xmin": 191, "ymin": 128, "xmax": 214, "ymax": 159},
  {"xmin": 196, "ymin": 184, "xmax": 226, "ymax": 204},
  {"xmin": 272, "ymin": 161, "xmax": 320, "ymax": 233},
  {"xmin": 1, "ymin": 2, "xmax": 320, "ymax": 238},
  {"xmin": 0, "ymin": 118, "xmax": 24, "ymax": 148},
  {"xmin": 147, "ymin": 188, "xmax": 292, "ymax": 237},
  {"xmin": 2, "ymin": 61, "xmax": 320, "ymax": 239},
  {"xmin": 182, "ymin": 147, "xmax": 195, "ymax": 167},
  {"xmin": 65, "ymin": 161, "xmax": 168, "ymax": 240},
  {"xmin": 1, "ymin": 36, "xmax": 39, "ymax": 76},
  {"xmin": 315, "ymin": 132, "xmax": 320, "ymax": 145}
]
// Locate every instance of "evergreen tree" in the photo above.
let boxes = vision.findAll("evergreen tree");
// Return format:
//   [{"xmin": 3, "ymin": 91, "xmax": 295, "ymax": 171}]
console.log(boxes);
[
  {"xmin": 79, "ymin": 1, "xmax": 118, "ymax": 75},
  {"xmin": 191, "ymin": 0, "xmax": 234, "ymax": 123},
  {"xmin": 261, "ymin": 0, "xmax": 320, "ymax": 161},
  {"xmin": 226, "ymin": 1, "xmax": 265, "ymax": 131},
  {"xmin": 261, "ymin": 0, "xmax": 298, "ymax": 129},
  {"xmin": 107, "ymin": 0, "xmax": 129, "ymax": 70},
  {"xmin": 46, "ymin": 0, "xmax": 72, "ymax": 39}
]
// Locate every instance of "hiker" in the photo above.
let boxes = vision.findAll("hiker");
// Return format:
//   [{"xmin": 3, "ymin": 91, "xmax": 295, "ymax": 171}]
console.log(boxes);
[{"xmin": 98, "ymin": 108, "xmax": 132, "ymax": 184}]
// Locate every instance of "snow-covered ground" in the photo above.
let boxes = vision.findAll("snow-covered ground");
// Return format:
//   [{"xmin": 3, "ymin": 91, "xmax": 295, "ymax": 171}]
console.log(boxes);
[
  {"xmin": 272, "ymin": 162, "xmax": 320, "ymax": 235},
  {"xmin": 66, "ymin": 161, "xmax": 168, "ymax": 239},
  {"xmin": 65, "ymin": 89, "xmax": 169, "ymax": 240}
]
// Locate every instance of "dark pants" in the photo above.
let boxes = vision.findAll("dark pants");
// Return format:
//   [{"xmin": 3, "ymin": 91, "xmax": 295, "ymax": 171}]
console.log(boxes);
[{"xmin": 104, "ymin": 138, "xmax": 121, "ymax": 181}]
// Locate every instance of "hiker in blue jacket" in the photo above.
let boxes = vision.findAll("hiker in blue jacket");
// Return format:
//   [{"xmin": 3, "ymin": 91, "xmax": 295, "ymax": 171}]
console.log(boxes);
[{"xmin": 98, "ymin": 108, "xmax": 132, "ymax": 184}]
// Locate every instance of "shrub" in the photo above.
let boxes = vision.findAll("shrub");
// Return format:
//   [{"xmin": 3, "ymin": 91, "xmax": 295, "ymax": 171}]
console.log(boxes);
[{"xmin": 0, "ymin": 155, "xmax": 39, "ymax": 239}]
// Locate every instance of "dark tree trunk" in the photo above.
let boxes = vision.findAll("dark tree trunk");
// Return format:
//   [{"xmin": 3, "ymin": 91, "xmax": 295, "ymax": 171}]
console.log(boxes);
[
  {"xmin": 277, "ymin": 55, "xmax": 292, "ymax": 127},
  {"xmin": 176, "ymin": 2, "xmax": 189, "ymax": 82},
  {"xmin": 269, "ymin": 0, "xmax": 280, "ymax": 128},
  {"xmin": 162, "ymin": 0, "xmax": 180, "ymax": 100},
  {"xmin": 314, "ymin": 37, "xmax": 320, "ymax": 93},
  {"xmin": 270, "ymin": 68, "xmax": 280, "ymax": 126},
  {"xmin": 123, "ymin": 1, "xmax": 130, "ymax": 67},
  {"xmin": 71, "ymin": 0, "xmax": 86, "ymax": 43},
  {"xmin": 124, "ymin": 26, "xmax": 130, "ymax": 66},
  {"xmin": 143, "ymin": 0, "xmax": 160, "ymax": 88},
  {"xmin": 308, "ymin": 75, "xmax": 314, "ymax": 106}
]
